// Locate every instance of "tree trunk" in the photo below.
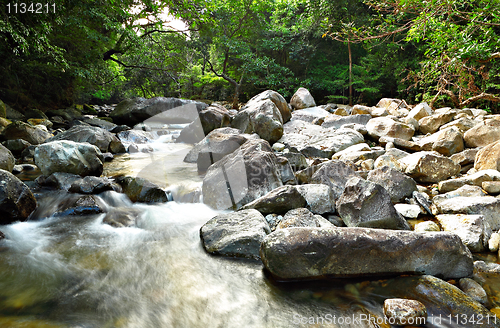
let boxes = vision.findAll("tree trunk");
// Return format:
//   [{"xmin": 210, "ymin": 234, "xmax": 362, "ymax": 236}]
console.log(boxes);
[{"xmin": 348, "ymin": 38, "xmax": 353, "ymax": 107}]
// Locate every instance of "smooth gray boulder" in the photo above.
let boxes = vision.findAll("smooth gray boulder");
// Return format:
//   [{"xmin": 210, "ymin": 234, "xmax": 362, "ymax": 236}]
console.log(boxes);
[
  {"xmin": 366, "ymin": 117, "xmax": 415, "ymax": 141},
  {"xmin": 34, "ymin": 140, "xmax": 104, "ymax": 177},
  {"xmin": 231, "ymin": 98, "xmax": 284, "ymax": 144},
  {"xmin": 200, "ymin": 209, "xmax": 271, "ymax": 259},
  {"xmin": 0, "ymin": 169, "xmax": 37, "ymax": 224},
  {"xmin": 202, "ymin": 139, "xmax": 283, "ymax": 210},
  {"xmin": 47, "ymin": 125, "xmax": 125, "ymax": 154},
  {"xmin": 290, "ymin": 87, "xmax": 316, "ymax": 110},
  {"xmin": 295, "ymin": 184, "xmax": 335, "ymax": 214},
  {"xmin": 367, "ymin": 166, "xmax": 417, "ymax": 203},
  {"xmin": 260, "ymin": 227, "xmax": 474, "ymax": 280},
  {"xmin": 336, "ymin": 177, "xmax": 411, "ymax": 230}
]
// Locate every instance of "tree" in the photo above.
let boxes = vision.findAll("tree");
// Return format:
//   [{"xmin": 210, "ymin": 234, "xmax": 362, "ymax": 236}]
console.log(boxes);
[{"xmin": 325, "ymin": 0, "xmax": 500, "ymax": 109}]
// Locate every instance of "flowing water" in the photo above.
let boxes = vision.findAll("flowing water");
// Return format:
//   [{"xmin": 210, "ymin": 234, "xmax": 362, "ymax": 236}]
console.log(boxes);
[{"xmin": 0, "ymin": 130, "xmax": 499, "ymax": 328}]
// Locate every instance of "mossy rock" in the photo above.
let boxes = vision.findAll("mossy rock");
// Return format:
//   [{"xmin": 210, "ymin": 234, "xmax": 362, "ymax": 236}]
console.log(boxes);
[
  {"xmin": 83, "ymin": 104, "xmax": 98, "ymax": 115},
  {"xmin": 97, "ymin": 117, "xmax": 113, "ymax": 123}
]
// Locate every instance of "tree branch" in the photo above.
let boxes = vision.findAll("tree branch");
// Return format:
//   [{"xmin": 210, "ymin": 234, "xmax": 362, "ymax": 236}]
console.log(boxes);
[{"xmin": 461, "ymin": 93, "xmax": 500, "ymax": 107}]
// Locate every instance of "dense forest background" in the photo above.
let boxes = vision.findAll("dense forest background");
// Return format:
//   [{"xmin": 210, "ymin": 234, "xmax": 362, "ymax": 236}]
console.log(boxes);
[{"xmin": 1, "ymin": 0, "xmax": 499, "ymax": 112}]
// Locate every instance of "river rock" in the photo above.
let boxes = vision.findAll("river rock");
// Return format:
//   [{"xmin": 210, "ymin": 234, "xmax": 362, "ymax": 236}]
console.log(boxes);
[
  {"xmin": 474, "ymin": 260, "xmax": 500, "ymax": 274},
  {"xmin": 1, "ymin": 121, "xmax": 52, "ymax": 145},
  {"xmin": 309, "ymin": 160, "xmax": 360, "ymax": 200},
  {"xmin": 231, "ymin": 98, "xmax": 283, "ymax": 144},
  {"xmin": 200, "ymin": 209, "xmax": 271, "ymax": 260},
  {"xmin": 34, "ymin": 140, "xmax": 104, "ymax": 177},
  {"xmin": 431, "ymin": 126, "xmax": 464, "ymax": 156},
  {"xmin": 202, "ymin": 139, "xmax": 283, "ymax": 210},
  {"xmin": 383, "ymin": 298, "xmax": 427, "ymax": 326},
  {"xmin": 0, "ymin": 144, "xmax": 15, "ymax": 172},
  {"xmin": 489, "ymin": 232, "xmax": 500, "ymax": 252},
  {"xmin": 337, "ymin": 177, "xmax": 411, "ymax": 230},
  {"xmin": 367, "ymin": 166, "xmax": 417, "ymax": 203},
  {"xmin": 37, "ymin": 172, "xmax": 81, "ymax": 190},
  {"xmin": 464, "ymin": 119, "xmax": 500, "ymax": 148},
  {"xmin": 378, "ymin": 136, "xmax": 421, "ymax": 152},
  {"xmin": 290, "ymin": 106, "xmax": 330, "ymax": 123},
  {"xmin": 440, "ymin": 116, "xmax": 478, "ymax": 133},
  {"xmin": 116, "ymin": 129, "xmax": 154, "ymax": 144},
  {"xmin": 475, "ymin": 140, "xmax": 500, "ymax": 171},
  {"xmin": 0, "ymin": 169, "xmax": 37, "ymax": 224},
  {"xmin": 290, "ymin": 87, "xmax": 316, "ymax": 110},
  {"xmin": 52, "ymin": 194, "xmax": 106, "ymax": 217},
  {"xmin": 433, "ymin": 196, "xmax": 500, "ymax": 231},
  {"xmin": 408, "ymin": 102, "xmax": 432, "ymax": 121},
  {"xmin": 240, "ymin": 185, "xmax": 306, "ymax": 215},
  {"xmin": 451, "ymin": 148, "xmax": 479, "ymax": 166},
  {"xmin": 195, "ymin": 131, "xmax": 249, "ymax": 172},
  {"xmin": 394, "ymin": 204, "xmax": 421, "ymax": 219},
  {"xmin": 459, "ymin": 278, "xmax": 489, "ymax": 306},
  {"xmin": 438, "ymin": 169, "xmax": 500, "ymax": 193},
  {"xmin": 110, "ymin": 97, "xmax": 208, "ymax": 126},
  {"xmin": 279, "ymin": 152, "xmax": 307, "ymax": 172},
  {"xmin": 117, "ymin": 176, "xmax": 168, "ymax": 203},
  {"xmin": 279, "ymin": 127, "xmax": 364, "ymax": 158},
  {"xmin": 69, "ymin": 176, "xmax": 121, "ymax": 194},
  {"xmin": 366, "ymin": 117, "xmax": 415, "ymax": 141},
  {"xmin": 103, "ymin": 208, "xmax": 143, "ymax": 228},
  {"xmin": 276, "ymin": 208, "xmax": 333, "ymax": 229},
  {"xmin": 2, "ymin": 139, "xmax": 31, "ymax": 157},
  {"xmin": 248, "ymin": 90, "xmax": 291, "ymax": 123},
  {"xmin": 177, "ymin": 104, "xmax": 232, "ymax": 143},
  {"xmin": 414, "ymin": 221, "xmax": 441, "ymax": 232},
  {"xmin": 401, "ymin": 152, "xmax": 460, "ymax": 183},
  {"xmin": 482, "ymin": 181, "xmax": 500, "ymax": 195},
  {"xmin": 47, "ymin": 125, "xmax": 125, "ymax": 154},
  {"xmin": 321, "ymin": 114, "xmax": 371, "ymax": 129},
  {"xmin": 436, "ymin": 214, "xmax": 492, "ymax": 252},
  {"xmin": 295, "ymin": 184, "xmax": 335, "ymax": 214},
  {"xmin": 418, "ymin": 111, "xmax": 455, "ymax": 134},
  {"xmin": 433, "ymin": 185, "xmax": 487, "ymax": 207},
  {"xmin": 275, "ymin": 156, "xmax": 296, "ymax": 185},
  {"xmin": 260, "ymin": 227, "xmax": 473, "ymax": 279}
]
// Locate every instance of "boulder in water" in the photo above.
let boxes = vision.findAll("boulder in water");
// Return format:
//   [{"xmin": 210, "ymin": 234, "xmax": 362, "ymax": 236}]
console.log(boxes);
[{"xmin": 0, "ymin": 169, "xmax": 37, "ymax": 223}]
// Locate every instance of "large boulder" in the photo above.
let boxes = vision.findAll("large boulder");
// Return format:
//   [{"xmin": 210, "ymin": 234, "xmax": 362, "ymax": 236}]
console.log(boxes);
[
  {"xmin": 110, "ymin": 97, "xmax": 208, "ymax": 126},
  {"xmin": 202, "ymin": 139, "xmax": 283, "ymax": 210},
  {"xmin": 247, "ymin": 90, "xmax": 291, "ymax": 123},
  {"xmin": 418, "ymin": 111, "xmax": 455, "ymax": 134},
  {"xmin": 0, "ymin": 144, "xmax": 15, "ymax": 172},
  {"xmin": 464, "ymin": 119, "xmax": 500, "ymax": 148},
  {"xmin": 240, "ymin": 185, "xmax": 306, "ymax": 215},
  {"xmin": 475, "ymin": 140, "xmax": 500, "ymax": 171},
  {"xmin": 231, "ymin": 99, "xmax": 284, "ymax": 144},
  {"xmin": 46, "ymin": 125, "xmax": 125, "ymax": 154},
  {"xmin": 260, "ymin": 227, "xmax": 474, "ymax": 280},
  {"xmin": 321, "ymin": 114, "xmax": 371, "ymax": 129},
  {"xmin": 0, "ymin": 169, "xmax": 37, "ymax": 224},
  {"xmin": 408, "ymin": 102, "xmax": 432, "ymax": 121},
  {"xmin": 34, "ymin": 140, "xmax": 104, "ymax": 176},
  {"xmin": 290, "ymin": 106, "xmax": 330, "ymax": 123},
  {"xmin": 366, "ymin": 117, "xmax": 415, "ymax": 141},
  {"xmin": 401, "ymin": 152, "xmax": 460, "ymax": 183},
  {"xmin": 431, "ymin": 126, "xmax": 464, "ymax": 156},
  {"xmin": 367, "ymin": 166, "xmax": 417, "ymax": 203},
  {"xmin": 309, "ymin": 160, "xmax": 360, "ymax": 200},
  {"xmin": 290, "ymin": 87, "xmax": 316, "ymax": 110},
  {"xmin": 200, "ymin": 209, "xmax": 271, "ymax": 259},
  {"xmin": 295, "ymin": 184, "xmax": 335, "ymax": 214},
  {"xmin": 336, "ymin": 177, "xmax": 411, "ymax": 230},
  {"xmin": 279, "ymin": 127, "xmax": 364, "ymax": 158},
  {"xmin": 177, "ymin": 104, "xmax": 232, "ymax": 143},
  {"xmin": 1, "ymin": 121, "xmax": 52, "ymax": 145}
]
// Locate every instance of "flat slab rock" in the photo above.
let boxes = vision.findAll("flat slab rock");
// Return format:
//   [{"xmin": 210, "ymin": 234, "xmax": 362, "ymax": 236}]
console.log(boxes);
[{"xmin": 260, "ymin": 227, "xmax": 473, "ymax": 280}]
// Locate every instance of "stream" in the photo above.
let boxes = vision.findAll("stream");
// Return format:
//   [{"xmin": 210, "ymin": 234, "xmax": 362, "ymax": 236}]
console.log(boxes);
[{"xmin": 0, "ymin": 129, "xmax": 499, "ymax": 328}]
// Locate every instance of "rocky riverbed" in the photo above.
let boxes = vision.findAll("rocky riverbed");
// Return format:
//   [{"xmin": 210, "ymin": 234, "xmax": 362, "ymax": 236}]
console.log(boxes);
[{"xmin": 1, "ymin": 89, "xmax": 500, "ymax": 326}]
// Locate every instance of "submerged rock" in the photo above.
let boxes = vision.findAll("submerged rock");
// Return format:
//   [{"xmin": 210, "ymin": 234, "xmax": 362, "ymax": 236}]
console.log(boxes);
[
  {"xmin": 260, "ymin": 227, "xmax": 473, "ymax": 280},
  {"xmin": 200, "ymin": 209, "xmax": 271, "ymax": 260},
  {"xmin": 103, "ymin": 208, "xmax": 143, "ymax": 228}
]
